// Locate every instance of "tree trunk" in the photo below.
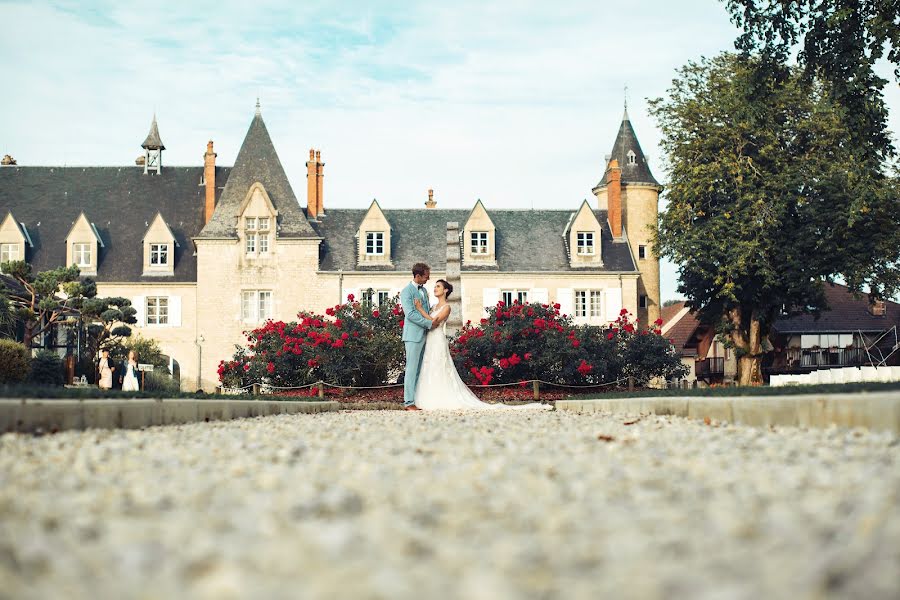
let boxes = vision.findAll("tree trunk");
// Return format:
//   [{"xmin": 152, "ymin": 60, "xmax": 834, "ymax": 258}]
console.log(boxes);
[{"xmin": 728, "ymin": 306, "xmax": 766, "ymax": 387}]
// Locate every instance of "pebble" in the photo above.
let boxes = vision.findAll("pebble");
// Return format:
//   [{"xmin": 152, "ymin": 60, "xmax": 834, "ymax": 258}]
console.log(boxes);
[{"xmin": 0, "ymin": 411, "xmax": 898, "ymax": 599}]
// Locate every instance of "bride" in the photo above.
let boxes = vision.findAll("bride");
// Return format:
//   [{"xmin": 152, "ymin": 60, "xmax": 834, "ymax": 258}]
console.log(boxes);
[{"xmin": 412, "ymin": 279, "xmax": 552, "ymax": 411}]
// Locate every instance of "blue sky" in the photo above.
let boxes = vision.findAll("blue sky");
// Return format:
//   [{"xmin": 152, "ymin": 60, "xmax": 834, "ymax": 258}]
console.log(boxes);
[{"xmin": 2, "ymin": 0, "xmax": 898, "ymax": 301}]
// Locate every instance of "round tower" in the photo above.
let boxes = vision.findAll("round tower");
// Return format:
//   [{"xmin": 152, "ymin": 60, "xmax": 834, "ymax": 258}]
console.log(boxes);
[{"xmin": 592, "ymin": 109, "xmax": 662, "ymax": 327}]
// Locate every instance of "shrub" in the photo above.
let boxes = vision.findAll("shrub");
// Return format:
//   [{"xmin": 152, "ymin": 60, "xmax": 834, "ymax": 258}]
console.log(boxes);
[
  {"xmin": 142, "ymin": 370, "xmax": 180, "ymax": 394},
  {"xmin": 451, "ymin": 302, "xmax": 687, "ymax": 386},
  {"xmin": 28, "ymin": 350, "xmax": 65, "ymax": 386},
  {"xmin": 219, "ymin": 294, "xmax": 405, "ymax": 389},
  {"xmin": 0, "ymin": 339, "xmax": 30, "ymax": 384}
]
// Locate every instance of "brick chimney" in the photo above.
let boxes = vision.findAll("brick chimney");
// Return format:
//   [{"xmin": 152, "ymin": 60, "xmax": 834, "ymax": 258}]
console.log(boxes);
[
  {"xmin": 606, "ymin": 159, "xmax": 623, "ymax": 238},
  {"xmin": 203, "ymin": 141, "xmax": 217, "ymax": 224},
  {"xmin": 315, "ymin": 150, "xmax": 324, "ymax": 217},
  {"xmin": 306, "ymin": 149, "xmax": 317, "ymax": 218},
  {"xmin": 425, "ymin": 188, "xmax": 437, "ymax": 208}
]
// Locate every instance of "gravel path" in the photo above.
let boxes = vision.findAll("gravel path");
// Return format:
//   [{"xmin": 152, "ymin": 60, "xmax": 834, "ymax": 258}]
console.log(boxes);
[{"xmin": 1, "ymin": 410, "xmax": 898, "ymax": 600}]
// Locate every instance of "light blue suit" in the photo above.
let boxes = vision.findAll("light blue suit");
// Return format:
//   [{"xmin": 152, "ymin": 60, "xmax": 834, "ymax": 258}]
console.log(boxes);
[{"xmin": 401, "ymin": 281, "xmax": 432, "ymax": 406}]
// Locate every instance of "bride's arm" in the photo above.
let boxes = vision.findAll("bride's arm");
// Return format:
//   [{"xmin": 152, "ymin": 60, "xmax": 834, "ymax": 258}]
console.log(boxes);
[{"xmin": 431, "ymin": 305, "xmax": 451, "ymax": 326}]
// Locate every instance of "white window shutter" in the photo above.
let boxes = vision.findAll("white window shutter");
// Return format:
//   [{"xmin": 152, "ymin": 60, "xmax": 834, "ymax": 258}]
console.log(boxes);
[
  {"xmin": 556, "ymin": 288, "xmax": 574, "ymax": 317},
  {"xmin": 530, "ymin": 288, "xmax": 549, "ymax": 304},
  {"xmin": 132, "ymin": 296, "xmax": 145, "ymax": 327},
  {"xmin": 168, "ymin": 295, "xmax": 182, "ymax": 327},
  {"xmin": 605, "ymin": 288, "xmax": 623, "ymax": 322},
  {"xmin": 482, "ymin": 288, "xmax": 500, "ymax": 317}
]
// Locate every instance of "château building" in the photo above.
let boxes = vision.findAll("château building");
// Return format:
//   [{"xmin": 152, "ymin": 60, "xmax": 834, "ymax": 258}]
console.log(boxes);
[{"xmin": 0, "ymin": 104, "xmax": 662, "ymax": 391}]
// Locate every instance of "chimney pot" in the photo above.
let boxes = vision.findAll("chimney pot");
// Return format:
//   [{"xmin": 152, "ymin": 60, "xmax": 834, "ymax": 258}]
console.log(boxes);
[
  {"xmin": 1, "ymin": 154, "xmax": 16, "ymax": 166},
  {"xmin": 425, "ymin": 188, "xmax": 437, "ymax": 209}
]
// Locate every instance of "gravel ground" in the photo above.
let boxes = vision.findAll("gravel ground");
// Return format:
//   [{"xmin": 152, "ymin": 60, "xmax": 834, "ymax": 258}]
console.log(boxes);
[{"xmin": 1, "ymin": 410, "xmax": 898, "ymax": 600}]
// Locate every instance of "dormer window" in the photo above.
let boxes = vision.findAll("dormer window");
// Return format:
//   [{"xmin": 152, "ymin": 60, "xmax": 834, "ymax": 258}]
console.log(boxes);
[
  {"xmin": 73, "ymin": 243, "xmax": 92, "ymax": 267},
  {"xmin": 627, "ymin": 150, "xmax": 636, "ymax": 165},
  {"xmin": 471, "ymin": 232, "xmax": 489, "ymax": 255},
  {"xmin": 0, "ymin": 243, "xmax": 19, "ymax": 263},
  {"xmin": 576, "ymin": 232, "xmax": 594, "ymax": 255},
  {"xmin": 366, "ymin": 232, "xmax": 385, "ymax": 255},
  {"xmin": 245, "ymin": 217, "xmax": 270, "ymax": 255},
  {"xmin": 150, "ymin": 243, "xmax": 169, "ymax": 266}
]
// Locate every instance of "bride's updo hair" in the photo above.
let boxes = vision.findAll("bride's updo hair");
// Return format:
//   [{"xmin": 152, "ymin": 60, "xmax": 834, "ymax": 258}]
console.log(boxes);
[{"xmin": 436, "ymin": 279, "xmax": 453, "ymax": 298}]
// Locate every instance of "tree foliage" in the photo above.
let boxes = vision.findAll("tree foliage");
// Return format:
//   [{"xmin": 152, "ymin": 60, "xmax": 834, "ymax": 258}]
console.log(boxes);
[
  {"xmin": 0, "ymin": 261, "xmax": 94, "ymax": 348},
  {"xmin": 81, "ymin": 296, "xmax": 137, "ymax": 356},
  {"xmin": 650, "ymin": 53, "xmax": 899, "ymax": 384},
  {"xmin": 726, "ymin": 0, "xmax": 899, "ymax": 160}
]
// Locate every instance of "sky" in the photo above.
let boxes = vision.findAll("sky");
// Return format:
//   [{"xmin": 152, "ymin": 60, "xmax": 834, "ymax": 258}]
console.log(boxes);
[{"xmin": 1, "ymin": 0, "xmax": 898, "ymax": 302}]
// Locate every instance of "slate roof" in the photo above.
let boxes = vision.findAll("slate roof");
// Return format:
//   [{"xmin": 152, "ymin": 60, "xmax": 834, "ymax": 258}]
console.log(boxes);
[
  {"xmin": 197, "ymin": 111, "xmax": 318, "ymax": 239},
  {"xmin": 313, "ymin": 208, "xmax": 637, "ymax": 273},
  {"xmin": 141, "ymin": 116, "xmax": 165, "ymax": 150},
  {"xmin": 595, "ymin": 109, "xmax": 660, "ymax": 189},
  {"xmin": 0, "ymin": 165, "xmax": 231, "ymax": 282},
  {"xmin": 774, "ymin": 284, "xmax": 900, "ymax": 334}
]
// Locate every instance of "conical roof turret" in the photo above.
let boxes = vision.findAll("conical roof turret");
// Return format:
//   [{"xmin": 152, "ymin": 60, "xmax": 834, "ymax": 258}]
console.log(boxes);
[
  {"xmin": 141, "ymin": 114, "xmax": 165, "ymax": 150},
  {"xmin": 595, "ymin": 109, "xmax": 658, "ymax": 189}
]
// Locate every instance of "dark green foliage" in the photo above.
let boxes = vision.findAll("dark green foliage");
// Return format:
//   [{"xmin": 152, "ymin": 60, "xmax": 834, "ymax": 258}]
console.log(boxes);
[
  {"xmin": 28, "ymin": 350, "xmax": 65, "ymax": 386},
  {"xmin": 0, "ymin": 339, "xmax": 30, "ymax": 384}
]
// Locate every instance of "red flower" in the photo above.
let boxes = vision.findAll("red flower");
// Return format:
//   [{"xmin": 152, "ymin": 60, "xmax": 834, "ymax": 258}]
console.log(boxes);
[
  {"xmin": 372, "ymin": 310, "xmax": 380, "ymax": 318},
  {"xmin": 607, "ymin": 332, "xmax": 615, "ymax": 340},
  {"xmin": 332, "ymin": 339, "xmax": 345, "ymax": 348},
  {"xmin": 266, "ymin": 362, "xmax": 275, "ymax": 374},
  {"xmin": 577, "ymin": 360, "xmax": 592, "ymax": 375},
  {"xmin": 325, "ymin": 307, "xmax": 335, "ymax": 316},
  {"xmin": 571, "ymin": 339, "xmax": 580, "ymax": 348},
  {"xmin": 553, "ymin": 303, "xmax": 561, "ymax": 310},
  {"xmin": 620, "ymin": 308, "xmax": 628, "ymax": 315},
  {"xmin": 524, "ymin": 353, "xmax": 532, "ymax": 360},
  {"xmin": 341, "ymin": 332, "xmax": 349, "ymax": 340},
  {"xmin": 334, "ymin": 319, "xmax": 343, "ymax": 328},
  {"xmin": 399, "ymin": 319, "xmax": 405, "ymax": 328},
  {"xmin": 347, "ymin": 293, "xmax": 355, "ymax": 302},
  {"xmin": 243, "ymin": 363, "xmax": 250, "ymax": 371},
  {"xmin": 499, "ymin": 358, "xmax": 510, "ymax": 369},
  {"xmin": 307, "ymin": 359, "xmax": 318, "ymax": 367},
  {"xmin": 654, "ymin": 318, "xmax": 664, "ymax": 326}
]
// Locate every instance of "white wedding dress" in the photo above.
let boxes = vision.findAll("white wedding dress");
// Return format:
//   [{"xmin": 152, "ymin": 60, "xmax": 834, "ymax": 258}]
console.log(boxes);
[{"xmin": 414, "ymin": 305, "xmax": 553, "ymax": 411}]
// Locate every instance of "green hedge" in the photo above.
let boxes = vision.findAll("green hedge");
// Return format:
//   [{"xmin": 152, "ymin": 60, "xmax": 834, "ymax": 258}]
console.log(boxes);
[
  {"xmin": 0, "ymin": 340, "xmax": 30, "ymax": 385},
  {"xmin": 28, "ymin": 350, "xmax": 65, "ymax": 386}
]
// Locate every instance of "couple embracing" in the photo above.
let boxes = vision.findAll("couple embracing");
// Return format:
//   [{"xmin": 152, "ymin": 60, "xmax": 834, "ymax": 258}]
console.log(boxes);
[{"xmin": 400, "ymin": 262, "xmax": 551, "ymax": 412}]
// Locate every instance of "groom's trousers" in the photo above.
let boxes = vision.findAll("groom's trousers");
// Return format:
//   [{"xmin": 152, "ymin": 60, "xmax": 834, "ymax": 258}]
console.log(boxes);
[{"xmin": 404, "ymin": 340, "xmax": 427, "ymax": 406}]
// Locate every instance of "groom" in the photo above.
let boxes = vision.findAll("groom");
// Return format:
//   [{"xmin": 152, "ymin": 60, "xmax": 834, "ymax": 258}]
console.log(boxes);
[{"xmin": 400, "ymin": 262, "xmax": 437, "ymax": 411}]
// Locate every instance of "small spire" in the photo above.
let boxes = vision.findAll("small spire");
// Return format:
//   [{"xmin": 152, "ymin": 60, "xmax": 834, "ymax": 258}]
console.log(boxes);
[
  {"xmin": 255, "ymin": 97, "xmax": 261, "ymax": 116},
  {"xmin": 141, "ymin": 114, "xmax": 165, "ymax": 150},
  {"xmin": 623, "ymin": 84, "xmax": 630, "ymax": 121}
]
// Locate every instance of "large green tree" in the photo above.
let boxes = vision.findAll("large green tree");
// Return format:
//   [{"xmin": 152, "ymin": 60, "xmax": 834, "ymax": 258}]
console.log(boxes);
[
  {"xmin": 80, "ymin": 296, "xmax": 137, "ymax": 356},
  {"xmin": 651, "ymin": 53, "xmax": 899, "ymax": 385}
]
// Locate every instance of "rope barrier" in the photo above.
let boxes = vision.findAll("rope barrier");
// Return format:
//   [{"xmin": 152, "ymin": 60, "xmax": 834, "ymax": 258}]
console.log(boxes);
[{"xmin": 226, "ymin": 377, "xmax": 631, "ymax": 393}]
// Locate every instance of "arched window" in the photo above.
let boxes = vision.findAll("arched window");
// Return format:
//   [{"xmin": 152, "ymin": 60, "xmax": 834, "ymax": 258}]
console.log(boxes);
[{"xmin": 627, "ymin": 150, "xmax": 636, "ymax": 165}]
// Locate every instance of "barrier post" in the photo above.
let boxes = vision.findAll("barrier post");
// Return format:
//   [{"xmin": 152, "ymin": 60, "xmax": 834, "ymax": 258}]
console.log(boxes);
[
  {"xmin": 251, "ymin": 383, "xmax": 260, "ymax": 396},
  {"xmin": 318, "ymin": 381, "xmax": 325, "ymax": 399},
  {"xmin": 628, "ymin": 376, "xmax": 634, "ymax": 392},
  {"xmin": 532, "ymin": 380, "xmax": 540, "ymax": 400}
]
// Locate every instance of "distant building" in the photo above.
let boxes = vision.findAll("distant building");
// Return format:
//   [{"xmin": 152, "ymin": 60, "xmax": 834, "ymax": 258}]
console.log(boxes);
[{"xmin": 0, "ymin": 105, "xmax": 662, "ymax": 391}]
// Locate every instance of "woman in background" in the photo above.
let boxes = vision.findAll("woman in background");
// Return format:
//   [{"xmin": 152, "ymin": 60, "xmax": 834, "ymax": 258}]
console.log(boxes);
[
  {"xmin": 97, "ymin": 348, "xmax": 114, "ymax": 390},
  {"xmin": 121, "ymin": 350, "xmax": 141, "ymax": 392}
]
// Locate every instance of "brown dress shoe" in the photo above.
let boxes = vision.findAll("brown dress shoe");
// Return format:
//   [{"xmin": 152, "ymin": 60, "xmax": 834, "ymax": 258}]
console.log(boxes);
[{"xmin": 404, "ymin": 405, "xmax": 422, "ymax": 411}]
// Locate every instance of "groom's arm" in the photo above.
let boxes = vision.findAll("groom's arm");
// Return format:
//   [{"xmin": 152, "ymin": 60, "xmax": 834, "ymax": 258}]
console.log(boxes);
[{"xmin": 401, "ymin": 287, "xmax": 432, "ymax": 330}]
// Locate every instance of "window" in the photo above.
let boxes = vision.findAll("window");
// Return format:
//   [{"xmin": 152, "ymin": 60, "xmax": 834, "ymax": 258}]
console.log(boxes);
[
  {"xmin": 366, "ymin": 232, "xmax": 384, "ymax": 255},
  {"xmin": 639, "ymin": 295, "xmax": 648, "ymax": 309},
  {"xmin": 471, "ymin": 231, "xmax": 489, "ymax": 254},
  {"xmin": 575, "ymin": 290, "xmax": 603, "ymax": 318},
  {"xmin": 245, "ymin": 217, "xmax": 270, "ymax": 255},
  {"xmin": 638, "ymin": 245, "xmax": 647, "ymax": 259},
  {"xmin": 576, "ymin": 232, "xmax": 594, "ymax": 255},
  {"xmin": 146, "ymin": 297, "xmax": 169, "ymax": 325},
  {"xmin": 0, "ymin": 243, "xmax": 19, "ymax": 263},
  {"xmin": 363, "ymin": 289, "xmax": 391, "ymax": 306},
  {"xmin": 150, "ymin": 243, "xmax": 169, "ymax": 266},
  {"xmin": 627, "ymin": 150, "xmax": 636, "ymax": 165},
  {"xmin": 501, "ymin": 290, "xmax": 528, "ymax": 305},
  {"xmin": 242, "ymin": 290, "xmax": 273, "ymax": 322},
  {"xmin": 73, "ymin": 243, "xmax": 92, "ymax": 266}
]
